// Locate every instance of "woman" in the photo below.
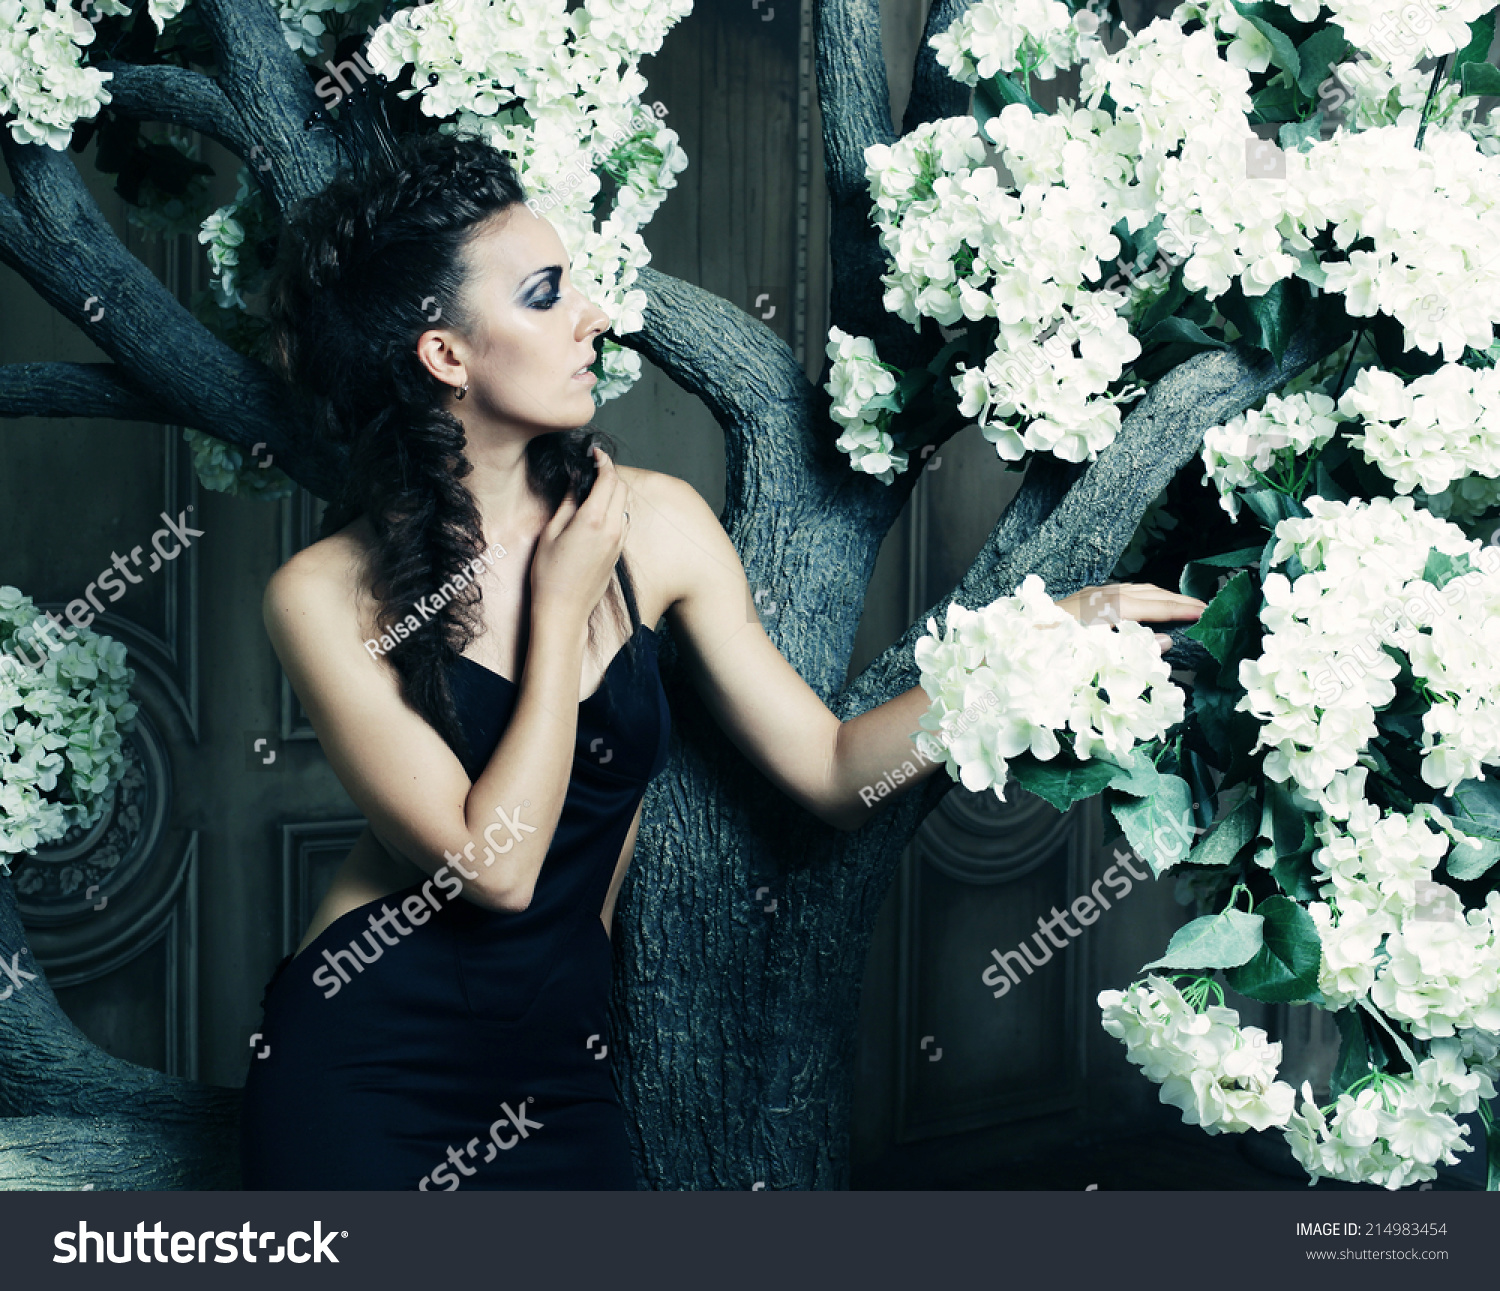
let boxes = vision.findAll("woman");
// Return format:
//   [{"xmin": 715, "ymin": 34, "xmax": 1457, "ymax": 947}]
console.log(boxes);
[{"xmin": 239, "ymin": 130, "xmax": 1204, "ymax": 1190}]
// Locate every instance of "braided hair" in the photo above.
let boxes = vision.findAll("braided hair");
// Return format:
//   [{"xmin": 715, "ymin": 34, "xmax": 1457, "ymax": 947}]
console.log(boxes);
[{"xmin": 266, "ymin": 130, "xmax": 640, "ymax": 761}]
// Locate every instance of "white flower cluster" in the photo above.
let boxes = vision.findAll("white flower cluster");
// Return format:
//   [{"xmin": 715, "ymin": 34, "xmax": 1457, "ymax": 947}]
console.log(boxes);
[
  {"xmin": 1321, "ymin": 51, "xmax": 1485, "ymax": 135},
  {"xmin": 1238, "ymin": 496, "xmax": 1500, "ymax": 809},
  {"xmin": 928, "ymin": 0, "xmax": 1104, "ymax": 88},
  {"xmin": 1305, "ymin": 800, "xmax": 1449, "ymax": 1003},
  {"xmin": 824, "ymin": 327, "xmax": 906, "ymax": 483},
  {"xmin": 0, "ymin": 587, "xmax": 137, "ymax": 866},
  {"xmin": 1170, "ymin": 0, "xmax": 1282, "ymax": 73},
  {"xmin": 912, "ymin": 574, "xmax": 1184, "ymax": 800},
  {"xmin": 0, "ymin": 0, "xmax": 113, "ymax": 149},
  {"xmin": 199, "ymin": 204, "xmax": 248, "ymax": 311},
  {"xmin": 1201, "ymin": 390, "xmax": 1348, "ymax": 519},
  {"xmin": 1284, "ymin": 1038, "xmax": 1493, "ymax": 1189},
  {"xmin": 369, "ymin": 0, "xmax": 691, "ymax": 403},
  {"xmin": 276, "ymin": 0, "xmax": 377, "ymax": 59},
  {"xmin": 860, "ymin": 109, "xmax": 1144, "ymax": 465},
  {"xmin": 1240, "ymin": 125, "xmax": 1499, "ymax": 363},
  {"xmin": 1340, "ymin": 361, "xmax": 1500, "ymax": 505},
  {"xmin": 1279, "ymin": 0, "xmax": 1494, "ymax": 77},
  {"xmin": 1099, "ymin": 975, "xmax": 1298, "ymax": 1133},
  {"xmin": 1371, "ymin": 890, "xmax": 1500, "ymax": 1039},
  {"xmin": 0, "ymin": 0, "xmax": 390, "ymax": 149}
]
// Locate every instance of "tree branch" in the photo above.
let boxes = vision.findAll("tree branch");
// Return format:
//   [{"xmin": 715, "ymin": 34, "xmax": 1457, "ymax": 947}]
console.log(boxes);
[
  {"xmin": 96, "ymin": 62, "xmax": 254, "ymax": 159},
  {"xmin": 0, "ymin": 363, "xmax": 176, "ymax": 422},
  {"xmin": 815, "ymin": 0, "xmax": 912, "ymax": 359},
  {"xmin": 902, "ymin": 0, "xmax": 973, "ymax": 134},
  {"xmin": 0, "ymin": 136, "xmax": 344, "ymax": 496},
  {"xmin": 190, "ymin": 0, "xmax": 339, "ymax": 211}
]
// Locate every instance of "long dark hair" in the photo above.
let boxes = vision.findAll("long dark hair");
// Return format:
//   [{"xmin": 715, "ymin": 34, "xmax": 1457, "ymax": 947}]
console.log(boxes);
[{"xmin": 266, "ymin": 130, "xmax": 640, "ymax": 760}]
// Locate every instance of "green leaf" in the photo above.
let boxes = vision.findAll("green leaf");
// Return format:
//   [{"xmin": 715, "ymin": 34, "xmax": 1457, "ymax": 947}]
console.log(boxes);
[
  {"xmin": 1139, "ymin": 315, "xmax": 1228, "ymax": 351},
  {"xmin": 1191, "ymin": 683, "xmax": 1259, "ymax": 764},
  {"xmin": 1422, "ymin": 547, "xmax": 1473, "ymax": 590},
  {"xmin": 1143, "ymin": 907, "xmax": 1265, "ymax": 971},
  {"xmin": 1288, "ymin": 244, "xmax": 1328, "ymax": 290},
  {"xmin": 1195, "ymin": 546, "xmax": 1265, "ymax": 569},
  {"xmin": 1460, "ymin": 61, "xmax": 1500, "ymax": 98},
  {"xmin": 1130, "ymin": 262, "xmax": 1190, "ymax": 339},
  {"xmin": 1231, "ymin": 2, "xmax": 1302, "ymax": 81},
  {"xmin": 1278, "ymin": 112, "xmax": 1323, "ymax": 154},
  {"xmin": 1266, "ymin": 779, "xmax": 1316, "ymax": 857},
  {"xmin": 1451, "ymin": 11, "xmax": 1496, "ymax": 79},
  {"xmin": 1241, "ymin": 486, "xmax": 1308, "ymax": 534},
  {"xmin": 1447, "ymin": 833, "xmax": 1500, "ymax": 881},
  {"xmin": 1111, "ymin": 774, "xmax": 1198, "ymax": 875},
  {"xmin": 1184, "ymin": 569, "xmax": 1257, "ymax": 669},
  {"xmin": 1225, "ymin": 895, "xmax": 1322, "ymax": 1002},
  {"xmin": 1294, "ymin": 25, "xmax": 1349, "ymax": 99},
  {"xmin": 1188, "ymin": 797, "xmax": 1258, "ymax": 866},
  {"xmin": 974, "ymin": 71, "xmax": 1045, "ymax": 129},
  {"xmin": 1008, "ymin": 755, "xmax": 1117, "ymax": 812},
  {"xmin": 1272, "ymin": 850, "xmax": 1322, "ymax": 902},
  {"xmin": 895, "ymin": 366, "xmax": 934, "ymax": 405},
  {"xmin": 1250, "ymin": 79, "xmax": 1300, "ymax": 123},
  {"xmin": 1437, "ymin": 774, "xmax": 1500, "ymax": 844},
  {"xmin": 1329, "ymin": 1008, "xmax": 1377, "ymax": 1099},
  {"xmin": 1313, "ymin": 457, "xmax": 1349, "ymax": 503},
  {"xmin": 1102, "ymin": 749, "xmax": 1162, "ymax": 799},
  {"xmin": 1249, "ymin": 280, "xmax": 1298, "ymax": 367}
]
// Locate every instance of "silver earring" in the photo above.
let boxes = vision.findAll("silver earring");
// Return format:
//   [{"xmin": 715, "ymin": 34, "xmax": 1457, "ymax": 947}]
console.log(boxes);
[{"xmin": 455, "ymin": 382, "xmax": 468, "ymax": 401}]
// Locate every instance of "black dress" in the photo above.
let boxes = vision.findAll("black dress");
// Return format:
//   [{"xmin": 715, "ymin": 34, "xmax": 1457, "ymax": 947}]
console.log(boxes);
[{"xmin": 239, "ymin": 622, "xmax": 669, "ymax": 1189}]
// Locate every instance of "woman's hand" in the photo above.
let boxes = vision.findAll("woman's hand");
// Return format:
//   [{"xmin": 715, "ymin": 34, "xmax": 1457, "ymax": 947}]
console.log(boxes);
[
  {"xmin": 530, "ymin": 446, "xmax": 630, "ymax": 634},
  {"xmin": 1052, "ymin": 582, "xmax": 1207, "ymax": 654}
]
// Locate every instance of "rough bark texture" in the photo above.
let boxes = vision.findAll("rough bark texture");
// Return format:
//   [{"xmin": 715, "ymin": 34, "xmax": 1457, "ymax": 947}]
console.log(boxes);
[{"xmin": 0, "ymin": 0, "xmax": 1358, "ymax": 1189}]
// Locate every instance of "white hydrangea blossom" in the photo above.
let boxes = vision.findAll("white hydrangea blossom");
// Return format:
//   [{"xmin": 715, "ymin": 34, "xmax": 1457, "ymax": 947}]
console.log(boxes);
[
  {"xmin": 1290, "ymin": 127, "xmax": 1500, "ymax": 363},
  {"xmin": 1283, "ymin": 1033, "xmax": 1494, "ymax": 1190},
  {"xmin": 0, "ymin": 587, "xmax": 137, "ymax": 867},
  {"xmin": 912, "ymin": 574, "xmax": 1183, "ymax": 800},
  {"xmin": 824, "ymin": 327, "xmax": 908, "ymax": 484},
  {"xmin": 276, "ymin": 0, "xmax": 374, "ymax": 59},
  {"xmin": 1370, "ymin": 891, "xmax": 1500, "ymax": 1039},
  {"xmin": 1099, "ymin": 976, "xmax": 1298, "ymax": 1134},
  {"xmin": 1201, "ymin": 390, "xmax": 1348, "ymax": 519},
  {"xmin": 1340, "ymin": 361, "xmax": 1500, "ymax": 502},
  {"xmin": 0, "ymin": 0, "xmax": 114, "ymax": 149},
  {"xmin": 1320, "ymin": 51, "xmax": 1485, "ymax": 134},
  {"xmin": 928, "ymin": 0, "xmax": 1104, "ymax": 88},
  {"xmin": 1171, "ymin": 0, "xmax": 1279, "ymax": 73},
  {"xmin": 1237, "ymin": 496, "xmax": 1500, "ymax": 808}
]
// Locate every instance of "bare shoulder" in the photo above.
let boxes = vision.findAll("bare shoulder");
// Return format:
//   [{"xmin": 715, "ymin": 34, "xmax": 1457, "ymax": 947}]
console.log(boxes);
[
  {"xmin": 262, "ymin": 516, "xmax": 377, "ymax": 644},
  {"xmin": 615, "ymin": 466, "xmax": 726, "ymax": 618}
]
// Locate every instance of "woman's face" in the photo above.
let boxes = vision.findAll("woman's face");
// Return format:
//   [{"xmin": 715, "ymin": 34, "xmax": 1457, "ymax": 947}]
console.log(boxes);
[{"xmin": 425, "ymin": 204, "xmax": 611, "ymax": 434}]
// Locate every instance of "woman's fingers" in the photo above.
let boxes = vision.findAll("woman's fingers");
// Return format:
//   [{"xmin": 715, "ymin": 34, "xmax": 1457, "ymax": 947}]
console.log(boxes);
[{"xmin": 1107, "ymin": 583, "xmax": 1207, "ymax": 623}]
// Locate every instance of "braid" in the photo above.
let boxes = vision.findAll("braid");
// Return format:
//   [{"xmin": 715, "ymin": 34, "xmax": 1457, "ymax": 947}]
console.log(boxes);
[{"xmin": 266, "ymin": 130, "xmax": 640, "ymax": 760}]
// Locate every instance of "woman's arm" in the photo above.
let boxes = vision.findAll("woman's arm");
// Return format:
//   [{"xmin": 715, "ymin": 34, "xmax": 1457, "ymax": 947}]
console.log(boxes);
[
  {"xmin": 266, "ymin": 557, "xmax": 587, "ymax": 911},
  {"xmin": 264, "ymin": 457, "xmax": 629, "ymax": 912},
  {"xmin": 628, "ymin": 472, "xmax": 1202, "ymax": 833}
]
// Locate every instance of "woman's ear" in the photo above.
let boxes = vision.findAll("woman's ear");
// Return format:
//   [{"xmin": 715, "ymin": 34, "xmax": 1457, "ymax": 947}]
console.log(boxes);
[{"xmin": 415, "ymin": 327, "xmax": 466, "ymax": 393}]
